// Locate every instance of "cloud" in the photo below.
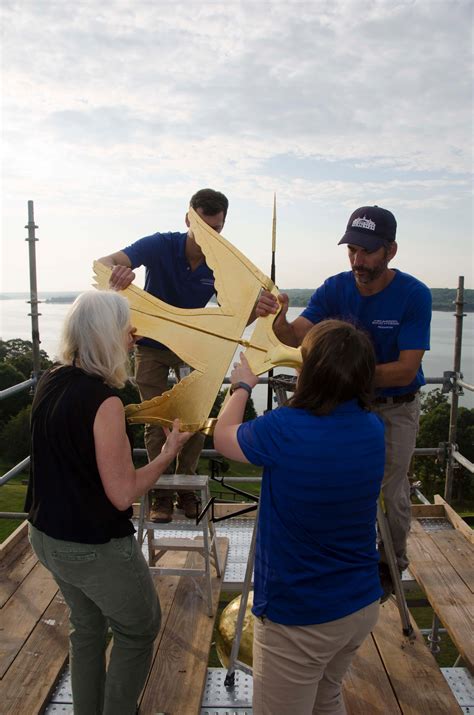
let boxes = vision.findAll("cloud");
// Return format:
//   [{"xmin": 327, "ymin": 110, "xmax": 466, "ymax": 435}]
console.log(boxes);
[{"xmin": 1, "ymin": 0, "xmax": 472, "ymax": 291}]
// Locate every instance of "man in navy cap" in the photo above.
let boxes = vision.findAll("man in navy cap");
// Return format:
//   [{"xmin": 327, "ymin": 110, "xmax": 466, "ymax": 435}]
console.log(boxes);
[{"xmin": 256, "ymin": 206, "xmax": 432, "ymax": 598}]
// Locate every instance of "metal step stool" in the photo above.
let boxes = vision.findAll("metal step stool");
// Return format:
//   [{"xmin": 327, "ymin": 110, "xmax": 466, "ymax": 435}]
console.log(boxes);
[{"xmin": 137, "ymin": 474, "xmax": 221, "ymax": 616}]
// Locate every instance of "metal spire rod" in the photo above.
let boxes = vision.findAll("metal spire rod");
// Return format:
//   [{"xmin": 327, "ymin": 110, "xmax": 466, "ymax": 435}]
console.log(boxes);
[{"xmin": 266, "ymin": 193, "xmax": 277, "ymax": 413}]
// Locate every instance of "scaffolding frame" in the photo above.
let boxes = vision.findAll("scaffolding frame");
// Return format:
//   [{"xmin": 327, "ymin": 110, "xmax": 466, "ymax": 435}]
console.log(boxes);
[{"xmin": 1, "ymin": 201, "xmax": 473, "ymax": 663}]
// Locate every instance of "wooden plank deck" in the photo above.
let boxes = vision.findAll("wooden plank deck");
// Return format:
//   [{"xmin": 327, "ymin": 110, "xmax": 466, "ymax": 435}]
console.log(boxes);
[
  {"xmin": 407, "ymin": 502, "xmax": 474, "ymax": 672},
  {"xmin": 0, "ymin": 512, "xmax": 470, "ymax": 714},
  {"xmin": 0, "ymin": 522, "xmax": 229, "ymax": 715},
  {"xmin": 344, "ymin": 599, "xmax": 461, "ymax": 714}
]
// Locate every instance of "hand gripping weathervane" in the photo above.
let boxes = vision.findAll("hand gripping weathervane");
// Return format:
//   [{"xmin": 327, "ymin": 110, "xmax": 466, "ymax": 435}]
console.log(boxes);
[{"xmin": 93, "ymin": 207, "xmax": 302, "ymax": 434}]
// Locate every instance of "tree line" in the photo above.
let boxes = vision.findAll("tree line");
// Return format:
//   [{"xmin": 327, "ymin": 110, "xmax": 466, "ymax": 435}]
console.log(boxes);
[
  {"xmin": 0, "ymin": 338, "xmax": 472, "ymax": 506},
  {"xmin": 283, "ymin": 288, "xmax": 474, "ymax": 311}
]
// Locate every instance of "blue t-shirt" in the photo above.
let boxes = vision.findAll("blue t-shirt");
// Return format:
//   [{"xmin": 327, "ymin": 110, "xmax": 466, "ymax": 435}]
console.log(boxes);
[
  {"xmin": 301, "ymin": 269, "xmax": 431, "ymax": 397},
  {"xmin": 237, "ymin": 402, "xmax": 385, "ymax": 625},
  {"xmin": 122, "ymin": 231, "xmax": 215, "ymax": 349}
]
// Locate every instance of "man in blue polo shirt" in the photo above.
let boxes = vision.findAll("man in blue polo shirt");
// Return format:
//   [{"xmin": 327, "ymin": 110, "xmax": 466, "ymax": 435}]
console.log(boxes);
[
  {"xmin": 255, "ymin": 206, "xmax": 432, "ymax": 597},
  {"xmin": 98, "ymin": 188, "xmax": 228, "ymax": 522}
]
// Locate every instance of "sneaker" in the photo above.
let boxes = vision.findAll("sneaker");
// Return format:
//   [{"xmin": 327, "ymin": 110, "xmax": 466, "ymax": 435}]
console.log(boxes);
[
  {"xmin": 176, "ymin": 492, "xmax": 201, "ymax": 520},
  {"xmin": 150, "ymin": 497, "xmax": 174, "ymax": 523}
]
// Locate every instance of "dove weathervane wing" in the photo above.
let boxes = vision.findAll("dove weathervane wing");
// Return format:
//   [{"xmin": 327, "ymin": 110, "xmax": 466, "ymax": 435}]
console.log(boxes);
[{"xmin": 93, "ymin": 207, "xmax": 302, "ymax": 434}]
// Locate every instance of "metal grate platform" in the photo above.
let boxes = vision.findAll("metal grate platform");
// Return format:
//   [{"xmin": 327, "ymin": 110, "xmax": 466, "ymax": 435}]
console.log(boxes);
[
  {"xmin": 138, "ymin": 517, "xmax": 255, "ymax": 590},
  {"xmin": 441, "ymin": 667, "xmax": 474, "ymax": 714},
  {"xmin": 419, "ymin": 517, "xmax": 455, "ymax": 532},
  {"xmin": 44, "ymin": 667, "xmax": 254, "ymax": 714},
  {"xmin": 43, "ymin": 669, "xmax": 72, "ymax": 713},
  {"xmin": 202, "ymin": 668, "xmax": 253, "ymax": 709},
  {"xmin": 45, "ymin": 664, "xmax": 473, "ymax": 714}
]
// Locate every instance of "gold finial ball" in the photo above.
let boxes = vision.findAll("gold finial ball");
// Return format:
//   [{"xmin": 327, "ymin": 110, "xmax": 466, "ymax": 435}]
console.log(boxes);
[{"xmin": 215, "ymin": 592, "xmax": 254, "ymax": 668}]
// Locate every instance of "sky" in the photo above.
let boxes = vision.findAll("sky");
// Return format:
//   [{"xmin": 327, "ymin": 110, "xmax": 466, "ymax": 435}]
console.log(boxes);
[{"xmin": 1, "ymin": 0, "xmax": 472, "ymax": 293}]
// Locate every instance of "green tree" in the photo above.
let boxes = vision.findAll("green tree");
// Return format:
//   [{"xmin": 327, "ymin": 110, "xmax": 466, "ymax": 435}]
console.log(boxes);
[
  {"xmin": 414, "ymin": 389, "xmax": 474, "ymax": 503},
  {"xmin": 0, "ymin": 363, "xmax": 32, "ymax": 427},
  {"xmin": 204, "ymin": 388, "xmax": 257, "ymax": 451},
  {"xmin": 0, "ymin": 338, "xmax": 52, "ymax": 379},
  {"xmin": 0, "ymin": 405, "xmax": 32, "ymax": 462}
]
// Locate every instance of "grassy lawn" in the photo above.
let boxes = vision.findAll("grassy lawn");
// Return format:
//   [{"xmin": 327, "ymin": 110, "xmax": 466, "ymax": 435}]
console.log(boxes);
[
  {"xmin": 407, "ymin": 587, "xmax": 460, "ymax": 667},
  {"xmin": 0, "ymin": 461, "xmax": 29, "ymax": 542},
  {"xmin": 198, "ymin": 456, "xmax": 262, "ymax": 501}
]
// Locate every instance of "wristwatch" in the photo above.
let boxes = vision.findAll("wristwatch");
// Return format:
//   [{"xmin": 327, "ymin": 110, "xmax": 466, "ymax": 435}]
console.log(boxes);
[{"xmin": 229, "ymin": 381, "xmax": 253, "ymax": 396}]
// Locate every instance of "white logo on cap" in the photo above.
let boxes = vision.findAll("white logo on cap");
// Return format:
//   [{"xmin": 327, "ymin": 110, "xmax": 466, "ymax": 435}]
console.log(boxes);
[{"xmin": 352, "ymin": 216, "xmax": 376, "ymax": 231}]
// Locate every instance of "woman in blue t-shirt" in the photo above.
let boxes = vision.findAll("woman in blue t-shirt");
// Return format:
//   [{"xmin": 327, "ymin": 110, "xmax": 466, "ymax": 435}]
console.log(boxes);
[{"xmin": 214, "ymin": 319, "xmax": 385, "ymax": 715}]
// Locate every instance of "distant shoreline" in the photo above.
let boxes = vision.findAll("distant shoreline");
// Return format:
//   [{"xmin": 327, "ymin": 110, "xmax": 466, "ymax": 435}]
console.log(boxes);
[{"xmin": 1, "ymin": 288, "xmax": 473, "ymax": 312}]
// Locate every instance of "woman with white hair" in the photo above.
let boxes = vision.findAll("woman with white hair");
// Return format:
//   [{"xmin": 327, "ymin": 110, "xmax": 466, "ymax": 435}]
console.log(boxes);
[{"xmin": 25, "ymin": 290, "xmax": 190, "ymax": 715}]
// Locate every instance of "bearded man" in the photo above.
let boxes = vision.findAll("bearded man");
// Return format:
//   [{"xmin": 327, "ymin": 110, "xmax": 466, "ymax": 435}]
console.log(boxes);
[{"xmin": 255, "ymin": 205, "xmax": 432, "ymax": 598}]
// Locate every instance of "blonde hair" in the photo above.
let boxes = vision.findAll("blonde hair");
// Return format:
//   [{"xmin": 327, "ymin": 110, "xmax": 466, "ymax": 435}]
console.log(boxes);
[{"xmin": 58, "ymin": 291, "xmax": 131, "ymax": 388}]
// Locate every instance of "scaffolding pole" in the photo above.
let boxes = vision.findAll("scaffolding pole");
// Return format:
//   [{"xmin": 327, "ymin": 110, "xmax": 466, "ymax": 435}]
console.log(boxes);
[
  {"xmin": 444, "ymin": 276, "xmax": 465, "ymax": 504},
  {"xmin": 25, "ymin": 200, "xmax": 42, "ymax": 381}
]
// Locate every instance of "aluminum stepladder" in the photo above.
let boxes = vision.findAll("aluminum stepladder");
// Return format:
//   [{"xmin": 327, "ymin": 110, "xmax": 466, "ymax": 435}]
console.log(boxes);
[
  {"xmin": 137, "ymin": 473, "xmax": 221, "ymax": 617},
  {"xmin": 225, "ymin": 374, "xmax": 414, "ymax": 688}
]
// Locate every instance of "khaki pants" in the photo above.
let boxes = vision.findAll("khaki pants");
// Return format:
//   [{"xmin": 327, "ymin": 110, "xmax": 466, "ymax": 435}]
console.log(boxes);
[
  {"xmin": 252, "ymin": 601, "xmax": 380, "ymax": 715},
  {"xmin": 135, "ymin": 345, "xmax": 205, "ymax": 498},
  {"xmin": 373, "ymin": 395, "xmax": 421, "ymax": 571}
]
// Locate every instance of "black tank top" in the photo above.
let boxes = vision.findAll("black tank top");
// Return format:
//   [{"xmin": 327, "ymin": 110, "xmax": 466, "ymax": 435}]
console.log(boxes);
[{"xmin": 26, "ymin": 365, "xmax": 135, "ymax": 543}]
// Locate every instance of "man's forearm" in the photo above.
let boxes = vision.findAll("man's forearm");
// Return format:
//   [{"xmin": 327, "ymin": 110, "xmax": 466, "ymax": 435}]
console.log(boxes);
[
  {"xmin": 375, "ymin": 362, "xmax": 418, "ymax": 388},
  {"xmin": 97, "ymin": 254, "xmax": 115, "ymax": 267},
  {"xmin": 273, "ymin": 318, "xmax": 300, "ymax": 347}
]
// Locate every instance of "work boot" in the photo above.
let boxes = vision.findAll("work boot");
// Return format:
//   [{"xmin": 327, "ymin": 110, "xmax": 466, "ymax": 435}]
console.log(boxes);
[
  {"xmin": 176, "ymin": 492, "xmax": 201, "ymax": 520},
  {"xmin": 150, "ymin": 497, "xmax": 174, "ymax": 523}
]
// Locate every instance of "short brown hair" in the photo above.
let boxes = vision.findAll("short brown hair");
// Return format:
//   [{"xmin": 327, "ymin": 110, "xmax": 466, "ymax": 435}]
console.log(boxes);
[
  {"xmin": 190, "ymin": 188, "xmax": 229, "ymax": 219},
  {"xmin": 289, "ymin": 320, "xmax": 375, "ymax": 415}
]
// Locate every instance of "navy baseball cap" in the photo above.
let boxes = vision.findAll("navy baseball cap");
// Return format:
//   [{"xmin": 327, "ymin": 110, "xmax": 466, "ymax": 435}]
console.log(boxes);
[{"xmin": 338, "ymin": 206, "xmax": 397, "ymax": 251}]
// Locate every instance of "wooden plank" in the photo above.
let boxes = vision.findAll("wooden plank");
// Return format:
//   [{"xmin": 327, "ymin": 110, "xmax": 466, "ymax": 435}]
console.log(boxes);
[
  {"xmin": 213, "ymin": 502, "xmax": 257, "ymax": 519},
  {"xmin": 408, "ymin": 520, "xmax": 474, "ymax": 672},
  {"xmin": 430, "ymin": 529, "xmax": 474, "ymax": 594},
  {"xmin": 139, "ymin": 537, "xmax": 229, "ymax": 715},
  {"xmin": 0, "ymin": 534, "xmax": 38, "ymax": 608},
  {"xmin": 343, "ymin": 633, "xmax": 401, "ymax": 714},
  {"xmin": 0, "ymin": 561, "xmax": 59, "ymax": 678},
  {"xmin": 2, "ymin": 591, "xmax": 69, "ymax": 714},
  {"xmin": 434, "ymin": 495, "xmax": 474, "ymax": 543},
  {"xmin": 372, "ymin": 599, "xmax": 462, "ymax": 713},
  {"xmin": 410, "ymin": 504, "xmax": 445, "ymax": 518},
  {"xmin": 0, "ymin": 521, "xmax": 28, "ymax": 562}
]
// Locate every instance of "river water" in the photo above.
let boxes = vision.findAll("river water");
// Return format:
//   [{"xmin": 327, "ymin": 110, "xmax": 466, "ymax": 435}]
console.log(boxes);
[{"xmin": 1, "ymin": 300, "xmax": 473, "ymax": 411}]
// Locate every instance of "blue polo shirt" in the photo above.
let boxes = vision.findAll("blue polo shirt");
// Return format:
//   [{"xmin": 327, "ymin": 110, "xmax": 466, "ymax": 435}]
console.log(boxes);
[
  {"xmin": 122, "ymin": 231, "xmax": 215, "ymax": 349},
  {"xmin": 301, "ymin": 270, "xmax": 431, "ymax": 397},
  {"xmin": 237, "ymin": 402, "xmax": 384, "ymax": 626}
]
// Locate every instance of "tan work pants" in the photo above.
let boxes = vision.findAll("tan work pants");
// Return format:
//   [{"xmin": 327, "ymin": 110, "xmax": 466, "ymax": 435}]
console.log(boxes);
[
  {"xmin": 373, "ymin": 395, "xmax": 421, "ymax": 571},
  {"xmin": 134, "ymin": 345, "xmax": 205, "ymax": 497},
  {"xmin": 252, "ymin": 601, "xmax": 379, "ymax": 715}
]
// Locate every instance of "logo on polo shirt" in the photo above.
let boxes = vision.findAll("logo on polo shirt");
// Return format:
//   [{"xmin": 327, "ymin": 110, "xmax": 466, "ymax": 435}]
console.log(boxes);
[
  {"xmin": 372, "ymin": 319, "xmax": 399, "ymax": 329},
  {"xmin": 352, "ymin": 216, "xmax": 376, "ymax": 231}
]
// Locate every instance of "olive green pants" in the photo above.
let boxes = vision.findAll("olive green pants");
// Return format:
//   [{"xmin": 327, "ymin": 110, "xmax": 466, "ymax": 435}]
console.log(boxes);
[{"xmin": 29, "ymin": 524, "xmax": 161, "ymax": 715}]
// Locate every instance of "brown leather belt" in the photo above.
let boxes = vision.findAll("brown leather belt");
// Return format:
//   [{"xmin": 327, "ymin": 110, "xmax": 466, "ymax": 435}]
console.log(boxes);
[{"xmin": 373, "ymin": 391, "xmax": 418, "ymax": 405}]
